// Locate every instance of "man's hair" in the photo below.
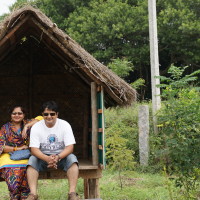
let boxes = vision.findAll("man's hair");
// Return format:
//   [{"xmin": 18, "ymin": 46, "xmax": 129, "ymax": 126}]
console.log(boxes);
[{"xmin": 41, "ymin": 101, "xmax": 59, "ymax": 113}]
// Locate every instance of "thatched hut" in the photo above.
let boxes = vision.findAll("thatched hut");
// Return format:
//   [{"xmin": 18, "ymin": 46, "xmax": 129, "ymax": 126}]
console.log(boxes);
[{"xmin": 0, "ymin": 6, "xmax": 136, "ymax": 198}]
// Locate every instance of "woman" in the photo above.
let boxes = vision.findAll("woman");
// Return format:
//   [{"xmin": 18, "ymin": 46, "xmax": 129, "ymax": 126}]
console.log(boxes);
[{"xmin": 0, "ymin": 105, "xmax": 42, "ymax": 200}]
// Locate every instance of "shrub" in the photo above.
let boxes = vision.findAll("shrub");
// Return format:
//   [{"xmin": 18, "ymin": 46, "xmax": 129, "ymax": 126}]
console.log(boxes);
[
  {"xmin": 105, "ymin": 104, "xmax": 139, "ymax": 161},
  {"xmin": 154, "ymin": 65, "xmax": 200, "ymax": 198}
]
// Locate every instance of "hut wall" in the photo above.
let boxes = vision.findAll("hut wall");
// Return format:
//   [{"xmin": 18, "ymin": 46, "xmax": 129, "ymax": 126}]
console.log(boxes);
[{"xmin": 0, "ymin": 38, "xmax": 90, "ymax": 159}]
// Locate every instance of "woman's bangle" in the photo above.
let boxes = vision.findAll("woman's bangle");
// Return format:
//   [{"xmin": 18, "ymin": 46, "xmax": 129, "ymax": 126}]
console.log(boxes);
[{"xmin": 13, "ymin": 146, "xmax": 17, "ymax": 151}]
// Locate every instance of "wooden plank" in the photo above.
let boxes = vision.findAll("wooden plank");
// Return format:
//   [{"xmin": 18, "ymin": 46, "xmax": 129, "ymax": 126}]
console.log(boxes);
[
  {"xmin": 98, "ymin": 109, "xmax": 102, "ymax": 114},
  {"xmin": 0, "ymin": 159, "xmax": 102, "ymax": 181},
  {"xmin": 89, "ymin": 128, "xmax": 103, "ymax": 133},
  {"xmin": 98, "ymin": 145, "xmax": 103, "ymax": 150},
  {"xmin": 37, "ymin": 168, "xmax": 102, "ymax": 180},
  {"xmin": 98, "ymin": 128, "xmax": 103, "ymax": 133},
  {"xmin": 84, "ymin": 179, "xmax": 89, "ymax": 199},
  {"xmin": 91, "ymin": 82, "xmax": 98, "ymax": 166}
]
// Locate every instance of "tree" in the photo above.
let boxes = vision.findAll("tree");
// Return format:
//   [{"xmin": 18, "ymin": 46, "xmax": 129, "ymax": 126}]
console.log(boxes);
[
  {"xmin": 66, "ymin": 0, "xmax": 200, "ymax": 98},
  {"xmin": 66, "ymin": 0, "xmax": 149, "ymax": 96},
  {"xmin": 157, "ymin": 0, "xmax": 200, "ymax": 74},
  {"xmin": 9, "ymin": 0, "xmax": 91, "ymax": 30}
]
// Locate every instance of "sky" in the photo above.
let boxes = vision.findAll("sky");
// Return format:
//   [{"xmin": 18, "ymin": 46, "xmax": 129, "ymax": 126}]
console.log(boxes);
[{"xmin": 0, "ymin": 0, "xmax": 17, "ymax": 15}]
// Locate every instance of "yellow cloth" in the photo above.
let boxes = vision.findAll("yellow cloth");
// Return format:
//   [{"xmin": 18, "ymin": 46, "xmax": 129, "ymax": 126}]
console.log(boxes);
[
  {"xmin": 35, "ymin": 116, "xmax": 43, "ymax": 121},
  {"xmin": 0, "ymin": 153, "xmax": 28, "ymax": 168}
]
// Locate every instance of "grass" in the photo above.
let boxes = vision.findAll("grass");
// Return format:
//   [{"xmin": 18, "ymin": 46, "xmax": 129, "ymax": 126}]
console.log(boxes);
[
  {"xmin": 0, "ymin": 170, "xmax": 174, "ymax": 200},
  {"xmin": 100, "ymin": 170, "xmax": 171, "ymax": 200}
]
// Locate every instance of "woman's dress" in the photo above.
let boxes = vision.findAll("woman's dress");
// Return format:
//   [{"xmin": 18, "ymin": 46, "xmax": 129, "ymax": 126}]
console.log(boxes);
[{"xmin": 0, "ymin": 121, "xmax": 30, "ymax": 200}]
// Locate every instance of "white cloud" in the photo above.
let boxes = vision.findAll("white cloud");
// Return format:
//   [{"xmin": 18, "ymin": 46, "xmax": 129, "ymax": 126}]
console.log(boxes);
[{"xmin": 0, "ymin": 0, "xmax": 17, "ymax": 16}]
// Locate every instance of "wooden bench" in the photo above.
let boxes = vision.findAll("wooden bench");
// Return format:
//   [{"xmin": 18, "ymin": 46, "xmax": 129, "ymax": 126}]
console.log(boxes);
[{"xmin": 0, "ymin": 159, "xmax": 102, "ymax": 199}]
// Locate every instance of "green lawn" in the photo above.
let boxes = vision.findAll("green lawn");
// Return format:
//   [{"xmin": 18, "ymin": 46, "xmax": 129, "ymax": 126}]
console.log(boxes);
[{"xmin": 0, "ymin": 170, "xmax": 173, "ymax": 200}]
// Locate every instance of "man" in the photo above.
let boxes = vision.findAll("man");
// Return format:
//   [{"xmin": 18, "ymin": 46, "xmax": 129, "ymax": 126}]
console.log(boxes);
[{"xmin": 26, "ymin": 101, "xmax": 79, "ymax": 200}]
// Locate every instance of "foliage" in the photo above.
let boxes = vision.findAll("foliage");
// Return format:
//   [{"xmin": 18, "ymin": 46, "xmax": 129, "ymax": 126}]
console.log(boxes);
[
  {"xmin": 105, "ymin": 104, "xmax": 138, "ymax": 188},
  {"xmin": 130, "ymin": 78, "xmax": 145, "ymax": 90},
  {"xmin": 107, "ymin": 58, "xmax": 134, "ymax": 78},
  {"xmin": 106, "ymin": 126, "xmax": 135, "ymax": 188},
  {"xmin": 66, "ymin": 0, "xmax": 149, "ymax": 86},
  {"xmin": 155, "ymin": 66, "xmax": 200, "ymax": 199},
  {"xmin": 158, "ymin": 64, "xmax": 200, "ymax": 94},
  {"xmin": 9, "ymin": 0, "xmax": 32, "ymax": 10},
  {"xmin": 107, "ymin": 58, "xmax": 145, "ymax": 90},
  {"xmin": 105, "ymin": 104, "xmax": 139, "ymax": 160},
  {"xmin": 157, "ymin": 0, "xmax": 200, "ymax": 69}
]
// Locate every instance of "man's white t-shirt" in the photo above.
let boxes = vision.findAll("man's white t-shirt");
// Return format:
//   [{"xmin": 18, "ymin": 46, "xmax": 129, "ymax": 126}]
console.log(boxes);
[{"xmin": 29, "ymin": 118, "xmax": 76, "ymax": 155}]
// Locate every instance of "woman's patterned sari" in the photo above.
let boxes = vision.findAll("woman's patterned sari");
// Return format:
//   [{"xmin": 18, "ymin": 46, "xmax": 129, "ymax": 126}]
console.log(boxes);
[{"xmin": 0, "ymin": 121, "xmax": 30, "ymax": 200}]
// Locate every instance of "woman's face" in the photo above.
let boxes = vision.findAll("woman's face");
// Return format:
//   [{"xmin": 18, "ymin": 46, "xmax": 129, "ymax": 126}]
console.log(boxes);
[{"xmin": 11, "ymin": 107, "xmax": 25, "ymax": 123}]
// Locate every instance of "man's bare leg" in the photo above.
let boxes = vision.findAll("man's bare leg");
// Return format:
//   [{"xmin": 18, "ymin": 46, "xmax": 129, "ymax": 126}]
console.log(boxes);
[
  {"xmin": 27, "ymin": 166, "xmax": 39, "ymax": 195},
  {"xmin": 67, "ymin": 163, "xmax": 79, "ymax": 193}
]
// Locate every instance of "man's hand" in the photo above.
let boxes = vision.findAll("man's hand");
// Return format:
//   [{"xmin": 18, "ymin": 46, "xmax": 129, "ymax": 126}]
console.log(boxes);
[{"xmin": 47, "ymin": 155, "xmax": 59, "ymax": 169}]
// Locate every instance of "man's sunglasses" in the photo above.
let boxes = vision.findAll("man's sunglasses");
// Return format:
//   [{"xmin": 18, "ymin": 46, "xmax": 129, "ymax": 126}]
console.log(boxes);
[
  {"xmin": 12, "ymin": 112, "xmax": 23, "ymax": 115},
  {"xmin": 43, "ymin": 112, "xmax": 56, "ymax": 117}
]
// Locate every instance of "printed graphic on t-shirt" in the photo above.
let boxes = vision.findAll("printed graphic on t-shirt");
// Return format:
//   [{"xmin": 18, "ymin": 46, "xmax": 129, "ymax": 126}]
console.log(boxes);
[{"xmin": 40, "ymin": 134, "xmax": 65, "ymax": 154}]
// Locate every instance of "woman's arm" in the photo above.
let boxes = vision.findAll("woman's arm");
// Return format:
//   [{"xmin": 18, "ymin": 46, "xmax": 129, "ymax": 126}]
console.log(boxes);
[
  {"xmin": 22, "ymin": 116, "xmax": 43, "ymax": 139},
  {"xmin": 3, "ymin": 144, "xmax": 29, "ymax": 153},
  {"xmin": 0, "ymin": 124, "xmax": 30, "ymax": 154}
]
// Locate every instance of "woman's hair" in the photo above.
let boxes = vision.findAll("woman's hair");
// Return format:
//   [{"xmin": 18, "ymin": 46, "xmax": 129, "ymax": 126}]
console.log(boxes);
[
  {"xmin": 41, "ymin": 101, "xmax": 59, "ymax": 113},
  {"xmin": 8, "ymin": 105, "xmax": 26, "ymax": 115}
]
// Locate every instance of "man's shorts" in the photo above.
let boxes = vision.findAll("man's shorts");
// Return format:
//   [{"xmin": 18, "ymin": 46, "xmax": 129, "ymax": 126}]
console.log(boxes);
[{"xmin": 27, "ymin": 154, "xmax": 78, "ymax": 172}]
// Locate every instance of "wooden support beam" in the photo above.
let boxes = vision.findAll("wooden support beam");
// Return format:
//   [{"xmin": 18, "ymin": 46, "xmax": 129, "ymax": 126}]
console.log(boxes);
[
  {"xmin": 10, "ymin": 34, "xmax": 16, "ymax": 45},
  {"xmin": 91, "ymin": 82, "xmax": 98, "ymax": 166},
  {"xmin": 84, "ymin": 178, "xmax": 100, "ymax": 199},
  {"xmin": 0, "ymin": 15, "xmax": 30, "ymax": 47}
]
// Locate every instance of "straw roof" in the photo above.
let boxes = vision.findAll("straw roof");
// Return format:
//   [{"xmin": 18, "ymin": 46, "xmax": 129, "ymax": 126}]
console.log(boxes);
[{"xmin": 0, "ymin": 6, "xmax": 136, "ymax": 107}]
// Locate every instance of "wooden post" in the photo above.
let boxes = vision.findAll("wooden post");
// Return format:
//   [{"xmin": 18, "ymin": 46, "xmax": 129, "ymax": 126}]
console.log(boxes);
[
  {"xmin": 91, "ymin": 82, "xmax": 98, "ymax": 166},
  {"xmin": 84, "ymin": 178, "xmax": 100, "ymax": 199},
  {"xmin": 138, "ymin": 105, "xmax": 149, "ymax": 166}
]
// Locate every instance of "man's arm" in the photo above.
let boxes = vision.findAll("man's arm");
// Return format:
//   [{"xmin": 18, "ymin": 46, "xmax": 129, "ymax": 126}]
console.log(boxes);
[
  {"xmin": 31, "ymin": 147, "xmax": 53, "ymax": 164},
  {"xmin": 57, "ymin": 144, "xmax": 74, "ymax": 160},
  {"xmin": 31, "ymin": 145, "xmax": 74, "ymax": 169}
]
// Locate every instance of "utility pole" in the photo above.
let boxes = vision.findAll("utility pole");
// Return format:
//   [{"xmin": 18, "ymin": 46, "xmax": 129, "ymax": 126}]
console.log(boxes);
[{"xmin": 148, "ymin": 0, "xmax": 161, "ymax": 133}]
